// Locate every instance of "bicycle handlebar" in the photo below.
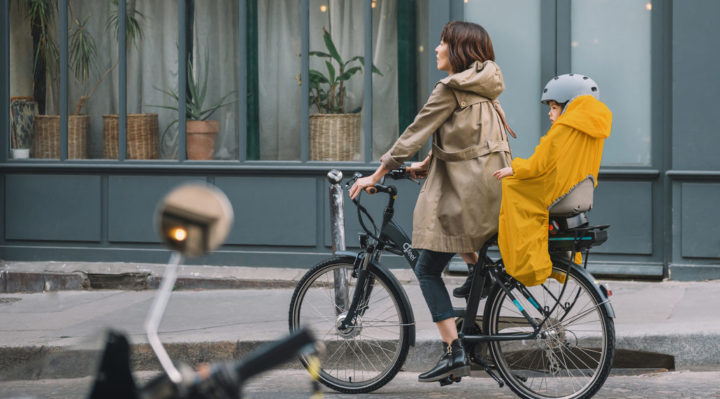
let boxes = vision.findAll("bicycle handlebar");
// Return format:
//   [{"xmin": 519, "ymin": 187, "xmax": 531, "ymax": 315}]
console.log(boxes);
[{"xmin": 138, "ymin": 328, "xmax": 317, "ymax": 399}]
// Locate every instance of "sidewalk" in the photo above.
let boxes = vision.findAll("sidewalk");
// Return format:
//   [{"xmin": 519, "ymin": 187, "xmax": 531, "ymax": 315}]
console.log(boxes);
[{"xmin": 1, "ymin": 260, "xmax": 719, "ymax": 380}]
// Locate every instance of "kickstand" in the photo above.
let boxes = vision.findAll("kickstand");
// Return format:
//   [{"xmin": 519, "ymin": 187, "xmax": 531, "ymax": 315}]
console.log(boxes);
[{"xmin": 475, "ymin": 357, "xmax": 505, "ymax": 388}]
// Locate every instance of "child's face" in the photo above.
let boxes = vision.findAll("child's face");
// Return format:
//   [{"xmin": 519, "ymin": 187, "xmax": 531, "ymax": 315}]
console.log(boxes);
[{"xmin": 548, "ymin": 101, "xmax": 563, "ymax": 124}]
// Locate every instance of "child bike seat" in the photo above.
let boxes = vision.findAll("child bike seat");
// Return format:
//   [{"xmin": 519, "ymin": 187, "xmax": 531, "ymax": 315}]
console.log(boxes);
[{"xmin": 548, "ymin": 176, "xmax": 594, "ymax": 217}]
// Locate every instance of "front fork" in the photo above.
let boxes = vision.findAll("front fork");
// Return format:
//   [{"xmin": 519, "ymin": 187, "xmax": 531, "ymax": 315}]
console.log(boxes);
[{"xmin": 337, "ymin": 248, "xmax": 376, "ymax": 331}]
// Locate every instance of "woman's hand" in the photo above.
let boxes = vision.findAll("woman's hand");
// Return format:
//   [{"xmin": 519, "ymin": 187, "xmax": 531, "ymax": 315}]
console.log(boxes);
[
  {"xmin": 349, "ymin": 164, "xmax": 392, "ymax": 200},
  {"xmin": 407, "ymin": 153, "xmax": 431, "ymax": 179},
  {"xmin": 492, "ymin": 167, "xmax": 514, "ymax": 181},
  {"xmin": 349, "ymin": 175, "xmax": 380, "ymax": 199},
  {"xmin": 407, "ymin": 160, "xmax": 429, "ymax": 179}
]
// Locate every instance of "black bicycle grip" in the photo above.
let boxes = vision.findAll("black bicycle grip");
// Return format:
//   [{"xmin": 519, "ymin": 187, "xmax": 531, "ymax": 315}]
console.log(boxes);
[{"xmin": 365, "ymin": 186, "xmax": 378, "ymax": 194}]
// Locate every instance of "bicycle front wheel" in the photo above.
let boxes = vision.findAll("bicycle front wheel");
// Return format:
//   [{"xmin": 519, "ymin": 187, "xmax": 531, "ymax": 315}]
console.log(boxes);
[
  {"xmin": 289, "ymin": 257, "xmax": 411, "ymax": 393},
  {"xmin": 484, "ymin": 263, "xmax": 615, "ymax": 399}
]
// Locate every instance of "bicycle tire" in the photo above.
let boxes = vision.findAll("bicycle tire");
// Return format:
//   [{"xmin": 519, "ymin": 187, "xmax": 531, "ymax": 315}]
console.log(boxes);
[
  {"xmin": 289, "ymin": 256, "xmax": 411, "ymax": 393},
  {"xmin": 484, "ymin": 263, "xmax": 615, "ymax": 399}
]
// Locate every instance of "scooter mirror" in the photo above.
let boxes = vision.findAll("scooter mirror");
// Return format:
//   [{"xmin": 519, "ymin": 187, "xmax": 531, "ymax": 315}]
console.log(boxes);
[{"xmin": 156, "ymin": 183, "xmax": 233, "ymax": 258}]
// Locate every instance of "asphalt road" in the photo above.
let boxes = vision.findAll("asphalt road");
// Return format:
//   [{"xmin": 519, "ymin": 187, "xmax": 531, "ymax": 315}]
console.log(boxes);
[{"xmin": 2, "ymin": 369, "xmax": 719, "ymax": 399}]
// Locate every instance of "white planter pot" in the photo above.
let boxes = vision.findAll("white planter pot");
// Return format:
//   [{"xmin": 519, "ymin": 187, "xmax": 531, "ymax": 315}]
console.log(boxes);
[{"xmin": 11, "ymin": 148, "xmax": 30, "ymax": 159}]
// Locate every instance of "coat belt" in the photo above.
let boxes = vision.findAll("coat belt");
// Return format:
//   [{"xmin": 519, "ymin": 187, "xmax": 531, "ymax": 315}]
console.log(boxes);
[{"xmin": 432, "ymin": 140, "xmax": 510, "ymax": 162}]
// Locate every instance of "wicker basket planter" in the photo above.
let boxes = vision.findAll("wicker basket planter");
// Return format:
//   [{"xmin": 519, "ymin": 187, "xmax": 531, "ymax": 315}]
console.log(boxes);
[
  {"xmin": 309, "ymin": 113, "xmax": 361, "ymax": 161},
  {"xmin": 32, "ymin": 115, "xmax": 89, "ymax": 159},
  {"xmin": 102, "ymin": 114, "xmax": 159, "ymax": 159}
]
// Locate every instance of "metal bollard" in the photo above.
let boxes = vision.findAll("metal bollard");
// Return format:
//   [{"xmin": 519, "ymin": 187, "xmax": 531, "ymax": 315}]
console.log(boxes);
[{"xmin": 327, "ymin": 169, "xmax": 349, "ymax": 314}]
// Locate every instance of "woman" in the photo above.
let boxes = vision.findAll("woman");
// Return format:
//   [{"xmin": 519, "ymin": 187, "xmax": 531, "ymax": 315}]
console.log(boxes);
[{"xmin": 349, "ymin": 21, "xmax": 512, "ymax": 382}]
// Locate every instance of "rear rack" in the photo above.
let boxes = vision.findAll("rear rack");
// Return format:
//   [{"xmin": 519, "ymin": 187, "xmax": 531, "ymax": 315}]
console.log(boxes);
[{"xmin": 548, "ymin": 223, "xmax": 609, "ymax": 251}]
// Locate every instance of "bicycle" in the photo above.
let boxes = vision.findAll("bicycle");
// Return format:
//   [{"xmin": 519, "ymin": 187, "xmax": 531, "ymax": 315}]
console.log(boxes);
[{"xmin": 288, "ymin": 168, "xmax": 616, "ymax": 399}]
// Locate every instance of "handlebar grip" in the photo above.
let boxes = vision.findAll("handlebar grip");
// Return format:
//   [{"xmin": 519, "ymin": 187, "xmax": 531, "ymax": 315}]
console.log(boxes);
[{"xmin": 365, "ymin": 186, "xmax": 378, "ymax": 195}]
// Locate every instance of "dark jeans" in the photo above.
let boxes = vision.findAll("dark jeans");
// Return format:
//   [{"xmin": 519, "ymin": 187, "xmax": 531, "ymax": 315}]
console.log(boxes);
[{"xmin": 413, "ymin": 249, "xmax": 456, "ymax": 323}]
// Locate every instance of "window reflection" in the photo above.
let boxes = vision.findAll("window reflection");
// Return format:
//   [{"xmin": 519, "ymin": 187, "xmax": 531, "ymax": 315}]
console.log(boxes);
[{"xmin": 572, "ymin": 0, "xmax": 652, "ymax": 166}]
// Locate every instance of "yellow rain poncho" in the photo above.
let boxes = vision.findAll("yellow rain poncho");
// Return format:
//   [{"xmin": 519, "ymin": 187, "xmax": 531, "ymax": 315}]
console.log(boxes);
[{"xmin": 498, "ymin": 95, "xmax": 612, "ymax": 286}]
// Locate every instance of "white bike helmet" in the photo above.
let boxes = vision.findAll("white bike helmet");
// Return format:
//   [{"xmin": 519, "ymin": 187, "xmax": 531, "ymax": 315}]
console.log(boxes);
[{"xmin": 541, "ymin": 73, "xmax": 599, "ymax": 105}]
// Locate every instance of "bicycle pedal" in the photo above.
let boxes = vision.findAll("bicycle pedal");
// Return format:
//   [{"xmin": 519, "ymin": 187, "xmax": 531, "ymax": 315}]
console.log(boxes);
[
  {"xmin": 438, "ymin": 375, "xmax": 462, "ymax": 386},
  {"xmin": 438, "ymin": 376, "xmax": 453, "ymax": 386}
]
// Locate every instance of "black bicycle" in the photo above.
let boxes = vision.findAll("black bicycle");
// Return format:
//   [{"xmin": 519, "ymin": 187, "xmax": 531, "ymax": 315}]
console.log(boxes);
[{"xmin": 289, "ymin": 168, "xmax": 615, "ymax": 399}]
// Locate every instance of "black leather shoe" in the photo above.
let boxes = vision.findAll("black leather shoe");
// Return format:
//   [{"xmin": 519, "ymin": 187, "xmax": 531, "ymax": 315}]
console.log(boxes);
[
  {"xmin": 452, "ymin": 264, "xmax": 474, "ymax": 298},
  {"xmin": 453, "ymin": 262, "xmax": 492, "ymax": 299},
  {"xmin": 418, "ymin": 339, "xmax": 470, "ymax": 382}
]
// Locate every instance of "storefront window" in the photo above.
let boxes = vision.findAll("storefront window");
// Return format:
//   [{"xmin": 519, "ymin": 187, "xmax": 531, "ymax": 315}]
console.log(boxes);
[
  {"xmin": 465, "ymin": 0, "xmax": 542, "ymax": 159},
  {"xmin": 572, "ymin": 0, "xmax": 652, "ymax": 166}
]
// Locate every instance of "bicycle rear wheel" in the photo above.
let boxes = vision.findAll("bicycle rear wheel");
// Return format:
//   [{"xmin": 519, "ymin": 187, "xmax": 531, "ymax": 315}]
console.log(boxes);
[
  {"xmin": 289, "ymin": 257, "xmax": 411, "ymax": 393},
  {"xmin": 484, "ymin": 263, "xmax": 615, "ymax": 399}
]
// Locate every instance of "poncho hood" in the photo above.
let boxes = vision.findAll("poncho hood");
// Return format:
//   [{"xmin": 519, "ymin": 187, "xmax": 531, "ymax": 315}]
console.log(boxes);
[
  {"xmin": 440, "ymin": 60, "xmax": 504, "ymax": 100},
  {"xmin": 555, "ymin": 95, "xmax": 612, "ymax": 139}
]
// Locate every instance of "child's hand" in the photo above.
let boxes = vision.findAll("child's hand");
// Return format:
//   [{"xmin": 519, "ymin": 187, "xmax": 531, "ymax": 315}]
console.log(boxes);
[{"xmin": 493, "ymin": 167, "xmax": 514, "ymax": 181}]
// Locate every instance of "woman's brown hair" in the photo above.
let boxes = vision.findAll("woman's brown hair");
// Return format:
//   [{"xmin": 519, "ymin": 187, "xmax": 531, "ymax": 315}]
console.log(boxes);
[{"xmin": 441, "ymin": 21, "xmax": 495, "ymax": 74}]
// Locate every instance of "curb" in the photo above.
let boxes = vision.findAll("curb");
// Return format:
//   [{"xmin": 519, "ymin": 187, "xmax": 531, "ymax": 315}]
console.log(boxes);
[
  {"xmin": 1, "ymin": 269, "xmax": 299, "ymax": 293},
  {"xmin": 0, "ymin": 336, "xmax": 693, "ymax": 381}
]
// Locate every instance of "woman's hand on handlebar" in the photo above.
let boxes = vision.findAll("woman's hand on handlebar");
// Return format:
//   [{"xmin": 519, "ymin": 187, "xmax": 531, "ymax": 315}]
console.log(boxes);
[
  {"xmin": 349, "ymin": 174, "xmax": 382, "ymax": 200},
  {"xmin": 407, "ymin": 161, "xmax": 428, "ymax": 179},
  {"xmin": 349, "ymin": 164, "xmax": 390, "ymax": 200}
]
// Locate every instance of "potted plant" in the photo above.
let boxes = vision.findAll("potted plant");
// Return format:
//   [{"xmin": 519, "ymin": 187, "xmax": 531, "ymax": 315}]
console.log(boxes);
[
  {"xmin": 15, "ymin": 0, "xmax": 146, "ymax": 159},
  {"xmin": 151, "ymin": 53, "xmax": 236, "ymax": 160},
  {"xmin": 303, "ymin": 27, "xmax": 382, "ymax": 161}
]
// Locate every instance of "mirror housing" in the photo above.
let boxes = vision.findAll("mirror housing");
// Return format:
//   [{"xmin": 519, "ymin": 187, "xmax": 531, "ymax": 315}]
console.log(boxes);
[{"xmin": 156, "ymin": 183, "xmax": 233, "ymax": 258}]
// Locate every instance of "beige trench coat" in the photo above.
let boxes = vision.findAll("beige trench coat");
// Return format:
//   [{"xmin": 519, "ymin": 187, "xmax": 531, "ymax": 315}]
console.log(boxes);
[{"xmin": 380, "ymin": 61, "xmax": 512, "ymax": 253}]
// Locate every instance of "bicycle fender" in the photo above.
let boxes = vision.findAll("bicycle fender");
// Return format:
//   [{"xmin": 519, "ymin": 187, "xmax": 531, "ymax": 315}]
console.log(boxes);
[
  {"xmin": 562, "ymin": 259, "xmax": 616, "ymax": 319},
  {"xmin": 369, "ymin": 261, "xmax": 417, "ymax": 346}
]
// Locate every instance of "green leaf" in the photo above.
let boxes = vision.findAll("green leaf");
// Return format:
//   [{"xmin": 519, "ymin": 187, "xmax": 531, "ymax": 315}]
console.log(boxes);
[
  {"xmin": 309, "ymin": 69, "xmax": 329, "ymax": 84},
  {"xmin": 325, "ymin": 60, "xmax": 336, "ymax": 84},
  {"xmin": 322, "ymin": 27, "xmax": 343, "ymax": 66},
  {"xmin": 309, "ymin": 51, "xmax": 331, "ymax": 58},
  {"xmin": 337, "ymin": 66, "xmax": 361, "ymax": 82},
  {"xmin": 69, "ymin": 18, "xmax": 97, "ymax": 82}
]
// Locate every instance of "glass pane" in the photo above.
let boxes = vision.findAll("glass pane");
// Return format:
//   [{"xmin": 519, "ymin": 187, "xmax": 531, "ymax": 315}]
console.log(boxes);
[
  {"xmin": 371, "ymin": 0, "xmax": 399, "ymax": 161},
  {"xmin": 306, "ymin": 0, "xmax": 366, "ymax": 161},
  {"xmin": 188, "ymin": 0, "xmax": 240, "ymax": 160},
  {"xmin": 465, "ymin": 0, "xmax": 542, "ymax": 159},
  {"xmin": 572, "ymin": 0, "xmax": 652, "ymax": 166},
  {"xmin": 125, "ymin": 1, "xmax": 178, "ymax": 160},
  {"xmin": 257, "ymin": 0, "xmax": 302, "ymax": 160},
  {"xmin": 65, "ymin": 0, "xmax": 119, "ymax": 160},
  {"xmin": 9, "ymin": 0, "xmax": 60, "ymax": 160}
]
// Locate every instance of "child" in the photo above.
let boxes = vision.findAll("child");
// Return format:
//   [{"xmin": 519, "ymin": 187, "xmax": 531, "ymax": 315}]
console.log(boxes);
[{"xmin": 492, "ymin": 74, "xmax": 612, "ymax": 286}]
